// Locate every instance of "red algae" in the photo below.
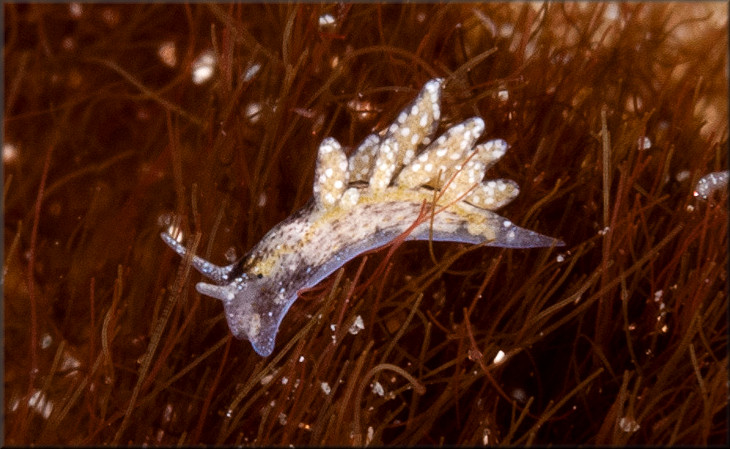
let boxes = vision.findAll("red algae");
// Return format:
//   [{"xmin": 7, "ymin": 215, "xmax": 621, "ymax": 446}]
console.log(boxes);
[{"xmin": 3, "ymin": 3, "xmax": 727, "ymax": 445}]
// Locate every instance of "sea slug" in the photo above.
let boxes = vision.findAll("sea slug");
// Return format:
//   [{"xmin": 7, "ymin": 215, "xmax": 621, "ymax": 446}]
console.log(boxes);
[
  {"xmin": 161, "ymin": 78, "xmax": 564, "ymax": 356},
  {"xmin": 693, "ymin": 170, "xmax": 728, "ymax": 200}
]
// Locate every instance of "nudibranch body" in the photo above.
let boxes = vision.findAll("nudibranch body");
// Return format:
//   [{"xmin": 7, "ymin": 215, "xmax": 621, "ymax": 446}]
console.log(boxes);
[
  {"xmin": 693, "ymin": 170, "xmax": 728, "ymax": 200},
  {"xmin": 162, "ymin": 78, "xmax": 564, "ymax": 356}
]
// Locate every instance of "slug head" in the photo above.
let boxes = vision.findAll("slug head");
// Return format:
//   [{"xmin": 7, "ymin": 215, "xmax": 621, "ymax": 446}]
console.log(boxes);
[
  {"xmin": 161, "ymin": 232, "xmax": 288, "ymax": 357},
  {"xmin": 195, "ymin": 278, "xmax": 291, "ymax": 357}
]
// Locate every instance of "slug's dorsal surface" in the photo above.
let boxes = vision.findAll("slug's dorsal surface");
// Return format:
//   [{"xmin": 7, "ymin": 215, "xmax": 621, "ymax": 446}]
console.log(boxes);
[{"xmin": 162, "ymin": 78, "xmax": 564, "ymax": 357}]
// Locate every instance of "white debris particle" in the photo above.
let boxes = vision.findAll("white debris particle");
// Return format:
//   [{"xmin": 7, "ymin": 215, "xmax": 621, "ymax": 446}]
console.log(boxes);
[
  {"xmin": 497, "ymin": 89, "xmax": 509, "ymax": 101},
  {"xmin": 510, "ymin": 387, "xmax": 528, "ymax": 404},
  {"xmin": 637, "ymin": 136, "xmax": 652, "ymax": 150},
  {"xmin": 281, "ymin": 377, "xmax": 288, "ymax": 385},
  {"xmin": 41, "ymin": 333, "xmax": 52, "ymax": 349},
  {"xmin": 224, "ymin": 247, "xmax": 238, "ymax": 263},
  {"xmin": 3, "ymin": 143, "xmax": 19, "ymax": 165},
  {"xmin": 372, "ymin": 381, "xmax": 385, "ymax": 397},
  {"xmin": 653, "ymin": 290, "xmax": 663, "ymax": 302},
  {"xmin": 318, "ymin": 13, "xmax": 336, "ymax": 28},
  {"xmin": 278, "ymin": 412, "xmax": 287, "ymax": 425},
  {"xmin": 468, "ymin": 348, "xmax": 482, "ymax": 362},
  {"xmin": 158, "ymin": 41, "xmax": 177, "ymax": 67},
  {"xmin": 298, "ymin": 356, "xmax": 305, "ymax": 363},
  {"xmin": 156, "ymin": 212, "xmax": 175, "ymax": 231},
  {"xmin": 243, "ymin": 62, "xmax": 261, "ymax": 82},
  {"xmin": 348, "ymin": 315, "xmax": 365, "ymax": 335},
  {"xmin": 192, "ymin": 50, "xmax": 216, "ymax": 84},
  {"xmin": 60, "ymin": 353, "xmax": 81, "ymax": 375},
  {"xmin": 261, "ymin": 370, "xmax": 278, "ymax": 385},
  {"xmin": 618, "ymin": 416, "xmax": 640, "ymax": 433},
  {"xmin": 28, "ymin": 390, "xmax": 53, "ymax": 419},
  {"xmin": 493, "ymin": 350, "xmax": 506, "ymax": 365},
  {"xmin": 675, "ymin": 170, "xmax": 691, "ymax": 182},
  {"xmin": 69, "ymin": 2, "xmax": 83, "ymax": 18},
  {"xmin": 321, "ymin": 382, "xmax": 331, "ymax": 395},
  {"xmin": 366, "ymin": 426, "xmax": 374, "ymax": 445},
  {"xmin": 482, "ymin": 428, "xmax": 490, "ymax": 445},
  {"xmin": 245, "ymin": 102, "xmax": 263, "ymax": 123},
  {"xmin": 499, "ymin": 23, "xmax": 514, "ymax": 37},
  {"xmin": 556, "ymin": 254, "xmax": 565, "ymax": 263}
]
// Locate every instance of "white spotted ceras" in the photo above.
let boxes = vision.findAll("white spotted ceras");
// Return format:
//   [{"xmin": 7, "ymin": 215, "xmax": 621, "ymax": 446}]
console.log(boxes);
[{"xmin": 161, "ymin": 78, "xmax": 564, "ymax": 356}]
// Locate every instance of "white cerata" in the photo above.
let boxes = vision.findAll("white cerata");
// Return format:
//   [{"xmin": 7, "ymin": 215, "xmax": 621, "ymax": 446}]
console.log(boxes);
[{"xmin": 162, "ymin": 78, "xmax": 564, "ymax": 356}]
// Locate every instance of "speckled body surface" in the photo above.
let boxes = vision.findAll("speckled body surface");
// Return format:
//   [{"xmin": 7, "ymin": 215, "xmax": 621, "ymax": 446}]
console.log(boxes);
[
  {"xmin": 162, "ymin": 78, "xmax": 563, "ymax": 356},
  {"xmin": 693, "ymin": 170, "xmax": 728, "ymax": 200}
]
